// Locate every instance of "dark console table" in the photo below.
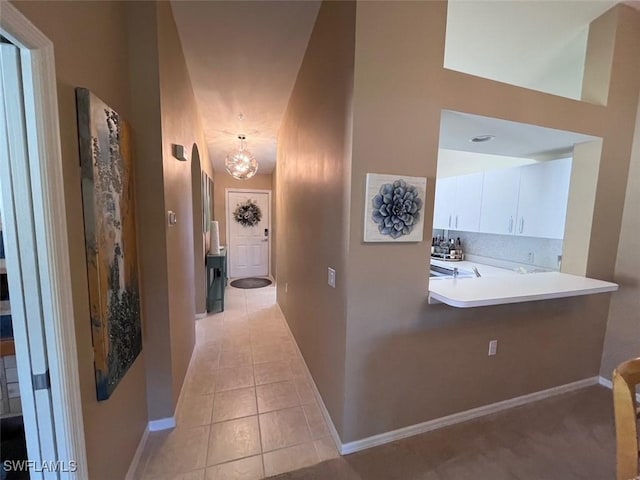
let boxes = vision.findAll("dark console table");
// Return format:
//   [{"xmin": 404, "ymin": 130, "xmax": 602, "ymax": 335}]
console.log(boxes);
[{"xmin": 206, "ymin": 249, "xmax": 227, "ymax": 313}]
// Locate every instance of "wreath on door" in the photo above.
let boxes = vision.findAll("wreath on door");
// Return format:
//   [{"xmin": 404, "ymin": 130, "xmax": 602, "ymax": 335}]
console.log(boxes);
[{"xmin": 233, "ymin": 199, "xmax": 262, "ymax": 227}]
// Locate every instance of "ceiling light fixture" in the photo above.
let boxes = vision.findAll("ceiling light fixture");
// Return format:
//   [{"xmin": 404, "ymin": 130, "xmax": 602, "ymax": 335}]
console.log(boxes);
[
  {"xmin": 225, "ymin": 134, "xmax": 258, "ymax": 180},
  {"xmin": 470, "ymin": 134, "xmax": 495, "ymax": 143}
]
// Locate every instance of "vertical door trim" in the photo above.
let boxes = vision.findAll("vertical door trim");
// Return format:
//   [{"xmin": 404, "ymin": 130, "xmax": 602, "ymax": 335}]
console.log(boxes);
[
  {"xmin": 1, "ymin": 3, "xmax": 88, "ymax": 478},
  {"xmin": 225, "ymin": 188, "xmax": 272, "ymax": 279}
]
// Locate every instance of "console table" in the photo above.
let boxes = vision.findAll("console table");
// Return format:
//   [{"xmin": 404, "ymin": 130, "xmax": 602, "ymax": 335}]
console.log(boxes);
[{"xmin": 206, "ymin": 249, "xmax": 227, "ymax": 313}]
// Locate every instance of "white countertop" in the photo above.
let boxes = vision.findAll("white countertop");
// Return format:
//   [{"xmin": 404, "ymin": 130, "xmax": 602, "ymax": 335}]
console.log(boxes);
[
  {"xmin": 430, "ymin": 258, "xmax": 519, "ymax": 278},
  {"xmin": 429, "ymin": 260, "xmax": 618, "ymax": 308}
]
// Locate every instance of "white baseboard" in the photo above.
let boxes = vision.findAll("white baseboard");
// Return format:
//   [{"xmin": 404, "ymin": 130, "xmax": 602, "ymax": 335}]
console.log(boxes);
[
  {"xmin": 276, "ymin": 305, "xmax": 343, "ymax": 455},
  {"xmin": 276, "ymin": 305, "xmax": 600, "ymax": 456},
  {"xmin": 171, "ymin": 338, "xmax": 199, "ymax": 426},
  {"xmin": 598, "ymin": 375, "xmax": 640, "ymax": 402},
  {"xmin": 128, "ymin": 333, "xmax": 198, "ymax": 474},
  {"xmin": 148, "ymin": 416, "xmax": 176, "ymax": 431},
  {"xmin": 125, "ymin": 425, "xmax": 149, "ymax": 480},
  {"xmin": 598, "ymin": 375, "xmax": 613, "ymax": 389},
  {"xmin": 340, "ymin": 376, "xmax": 599, "ymax": 455}
]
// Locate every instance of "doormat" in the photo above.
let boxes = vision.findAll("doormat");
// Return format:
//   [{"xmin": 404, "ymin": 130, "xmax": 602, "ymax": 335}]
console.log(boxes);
[{"xmin": 230, "ymin": 277, "xmax": 272, "ymax": 289}]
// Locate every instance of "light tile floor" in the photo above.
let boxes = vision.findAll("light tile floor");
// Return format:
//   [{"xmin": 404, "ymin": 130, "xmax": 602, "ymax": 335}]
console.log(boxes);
[{"xmin": 134, "ymin": 284, "xmax": 339, "ymax": 479}]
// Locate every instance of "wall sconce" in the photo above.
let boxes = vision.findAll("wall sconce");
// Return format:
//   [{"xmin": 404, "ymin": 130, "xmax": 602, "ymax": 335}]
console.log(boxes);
[{"xmin": 172, "ymin": 144, "xmax": 188, "ymax": 162}]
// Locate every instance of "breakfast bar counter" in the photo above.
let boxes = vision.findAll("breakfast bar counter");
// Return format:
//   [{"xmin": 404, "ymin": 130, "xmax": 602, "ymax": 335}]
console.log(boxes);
[{"xmin": 428, "ymin": 271, "xmax": 618, "ymax": 308}]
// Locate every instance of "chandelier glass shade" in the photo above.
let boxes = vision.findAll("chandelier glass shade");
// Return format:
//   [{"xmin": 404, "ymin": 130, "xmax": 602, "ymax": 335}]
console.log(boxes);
[{"xmin": 225, "ymin": 135, "xmax": 258, "ymax": 180}]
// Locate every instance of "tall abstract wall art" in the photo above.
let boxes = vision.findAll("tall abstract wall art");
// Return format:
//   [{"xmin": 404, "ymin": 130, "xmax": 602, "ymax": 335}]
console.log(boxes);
[
  {"xmin": 364, "ymin": 173, "xmax": 427, "ymax": 242},
  {"xmin": 76, "ymin": 88, "xmax": 142, "ymax": 401}
]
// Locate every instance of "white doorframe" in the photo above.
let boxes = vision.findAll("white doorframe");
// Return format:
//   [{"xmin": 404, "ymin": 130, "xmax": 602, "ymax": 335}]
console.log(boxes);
[
  {"xmin": 225, "ymin": 188, "xmax": 272, "ymax": 279},
  {"xmin": 0, "ymin": 3, "xmax": 88, "ymax": 478}
]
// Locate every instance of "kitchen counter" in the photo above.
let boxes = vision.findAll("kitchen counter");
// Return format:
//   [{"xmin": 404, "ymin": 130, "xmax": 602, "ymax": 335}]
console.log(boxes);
[
  {"xmin": 430, "ymin": 258, "xmax": 518, "ymax": 278},
  {"xmin": 428, "ymin": 270, "xmax": 618, "ymax": 308},
  {"xmin": 429, "ymin": 257, "xmax": 618, "ymax": 307}
]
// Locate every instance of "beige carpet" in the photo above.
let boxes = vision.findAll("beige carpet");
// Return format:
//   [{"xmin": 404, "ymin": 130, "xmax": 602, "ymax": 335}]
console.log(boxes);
[{"xmin": 268, "ymin": 385, "xmax": 615, "ymax": 479}]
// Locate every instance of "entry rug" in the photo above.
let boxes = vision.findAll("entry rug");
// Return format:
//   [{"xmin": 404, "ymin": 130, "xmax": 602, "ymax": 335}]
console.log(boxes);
[{"xmin": 230, "ymin": 277, "xmax": 272, "ymax": 289}]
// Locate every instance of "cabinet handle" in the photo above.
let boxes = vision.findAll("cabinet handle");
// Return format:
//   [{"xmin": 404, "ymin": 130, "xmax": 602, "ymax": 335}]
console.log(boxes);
[
  {"xmin": 519, "ymin": 218, "xmax": 524, "ymax": 234},
  {"xmin": 509, "ymin": 216, "xmax": 513, "ymax": 233},
  {"xmin": 455, "ymin": 215, "xmax": 458, "ymax": 228},
  {"xmin": 448, "ymin": 215, "xmax": 451, "ymax": 228}
]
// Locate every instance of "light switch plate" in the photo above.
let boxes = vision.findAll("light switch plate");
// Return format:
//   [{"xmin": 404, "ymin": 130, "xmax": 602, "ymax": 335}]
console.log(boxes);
[
  {"xmin": 328, "ymin": 267, "xmax": 336, "ymax": 288},
  {"xmin": 488, "ymin": 339, "xmax": 498, "ymax": 356},
  {"xmin": 167, "ymin": 211, "xmax": 177, "ymax": 226}
]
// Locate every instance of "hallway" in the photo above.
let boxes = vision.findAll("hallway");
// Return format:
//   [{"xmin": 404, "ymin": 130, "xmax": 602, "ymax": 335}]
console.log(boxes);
[{"xmin": 134, "ymin": 284, "xmax": 339, "ymax": 479}]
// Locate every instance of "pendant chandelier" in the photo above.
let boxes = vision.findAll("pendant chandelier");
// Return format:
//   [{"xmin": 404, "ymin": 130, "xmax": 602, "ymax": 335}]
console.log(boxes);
[{"xmin": 225, "ymin": 134, "xmax": 258, "ymax": 180}]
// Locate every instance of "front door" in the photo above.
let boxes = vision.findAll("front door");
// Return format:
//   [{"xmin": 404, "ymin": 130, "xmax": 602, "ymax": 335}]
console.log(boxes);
[{"xmin": 227, "ymin": 190, "xmax": 270, "ymax": 278}]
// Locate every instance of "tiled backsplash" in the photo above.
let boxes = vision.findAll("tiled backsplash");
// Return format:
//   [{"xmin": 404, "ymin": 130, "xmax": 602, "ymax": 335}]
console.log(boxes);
[{"xmin": 435, "ymin": 230, "xmax": 563, "ymax": 270}]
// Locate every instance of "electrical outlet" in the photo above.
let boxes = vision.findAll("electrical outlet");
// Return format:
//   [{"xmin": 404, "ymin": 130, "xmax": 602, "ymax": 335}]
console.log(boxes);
[
  {"xmin": 488, "ymin": 339, "xmax": 498, "ymax": 356},
  {"xmin": 328, "ymin": 267, "xmax": 336, "ymax": 288}
]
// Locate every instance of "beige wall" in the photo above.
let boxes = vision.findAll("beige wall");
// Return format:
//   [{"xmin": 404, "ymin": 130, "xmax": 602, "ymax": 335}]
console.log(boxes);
[
  {"xmin": 340, "ymin": 1, "xmax": 640, "ymax": 443},
  {"xmin": 127, "ymin": 1, "xmax": 214, "ymax": 418},
  {"xmin": 562, "ymin": 139, "xmax": 602, "ymax": 276},
  {"xmin": 157, "ymin": 0, "xmax": 214, "ymax": 407},
  {"xmin": 11, "ymin": 1, "xmax": 213, "ymax": 476},
  {"xmin": 125, "ymin": 0, "xmax": 173, "ymax": 422},
  {"xmin": 11, "ymin": 2, "xmax": 148, "ymax": 478},
  {"xmin": 581, "ymin": 6, "xmax": 617, "ymax": 106},
  {"xmin": 277, "ymin": 1, "xmax": 640, "ymax": 443},
  {"xmin": 213, "ymin": 173, "xmax": 272, "ymax": 250},
  {"xmin": 600, "ymin": 92, "xmax": 640, "ymax": 379},
  {"xmin": 275, "ymin": 1, "xmax": 355, "ymax": 434},
  {"xmin": 341, "ymin": 1, "xmax": 640, "ymax": 443}
]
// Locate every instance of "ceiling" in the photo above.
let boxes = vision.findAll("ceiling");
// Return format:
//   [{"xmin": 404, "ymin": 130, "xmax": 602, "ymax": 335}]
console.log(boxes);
[
  {"xmin": 172, "ymin": 1, "xmax": 624, "ymax": 175},
  {"xmin": 439, "ymin": 110, "xmax": 598, "ymax": 159},
  {"xmin": 171, "ymin": 1, "xmax": 320, "ymax": 174}
]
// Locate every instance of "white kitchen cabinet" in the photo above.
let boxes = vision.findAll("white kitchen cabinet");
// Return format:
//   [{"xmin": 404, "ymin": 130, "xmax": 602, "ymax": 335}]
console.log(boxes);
[
  {"xmin": 436, "ymin": 158, "xmax": 572, "ymax": 239},
  {"xmin": 479, "ymin": 168, "xmax": 521, "ymax": 235},
  {"xmin": 454, "ymin": 172, "xmax": 484, "ymax": 231},
  {"xmin": 433, "ymin": 173, "xmax": 484, "ymax": 231},
  {"xmin": 515, "ymin": 157, "xmax": 572, "ymax": 239},
  {"xmin": 433, "ymin": 176, "xmax": 457, "ymax": 230}
]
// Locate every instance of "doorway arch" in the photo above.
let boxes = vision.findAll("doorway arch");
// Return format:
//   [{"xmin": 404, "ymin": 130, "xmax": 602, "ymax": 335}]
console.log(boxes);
[{"xmin": 190, "ymin": 143, "xmax": 206, "ymax": 315}]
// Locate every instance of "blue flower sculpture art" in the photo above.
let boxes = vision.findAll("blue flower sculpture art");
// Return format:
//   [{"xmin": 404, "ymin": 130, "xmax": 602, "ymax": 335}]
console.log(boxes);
[{"xmin": 371, "ymin": 179, "xmax": 423, "ymax": 239}]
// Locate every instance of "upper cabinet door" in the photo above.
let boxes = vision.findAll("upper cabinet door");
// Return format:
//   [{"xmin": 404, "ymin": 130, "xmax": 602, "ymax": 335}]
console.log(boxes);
[
  {"xmin": 516, "ymin": 158, "xmax": 572, "ymax": 239},
  {"xmin": 479, "ymin": 168, "xmax": 521, "ymax": 235},
  {"xmin": 433, "ymin": 177, "xmax": 457, "ymax": 230},
  {"xmin": 454, "ymin": 172, "xmax": 484, "ymax": 232}
]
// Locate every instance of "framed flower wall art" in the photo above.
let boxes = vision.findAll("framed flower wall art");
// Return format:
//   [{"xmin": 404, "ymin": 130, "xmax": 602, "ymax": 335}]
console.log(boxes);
[{"xmin": 364, "ymin": 173, "xmax": 427, "ymax": 242}]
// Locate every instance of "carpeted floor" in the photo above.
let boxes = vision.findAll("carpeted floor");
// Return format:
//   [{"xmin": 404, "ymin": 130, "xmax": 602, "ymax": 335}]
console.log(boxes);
[{"xmin": 267, "ymin": 385, "xmax": 615, "ymax": 480}]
